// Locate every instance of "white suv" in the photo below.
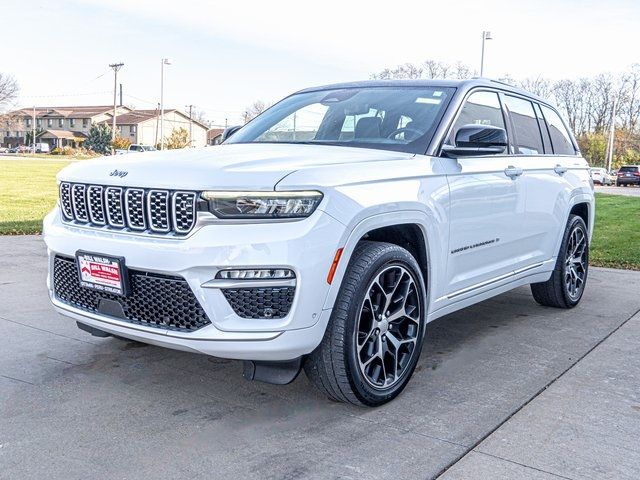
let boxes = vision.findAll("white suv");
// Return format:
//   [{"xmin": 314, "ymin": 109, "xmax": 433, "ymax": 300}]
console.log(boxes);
[{"xmin": 44, "ymin": 79, "xmax": 594, "ymax": 406}]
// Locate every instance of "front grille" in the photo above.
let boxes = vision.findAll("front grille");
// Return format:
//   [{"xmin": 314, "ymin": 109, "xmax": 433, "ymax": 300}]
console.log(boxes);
[
  {"xmin": 53, "ymin": 256, "xmax": 211, "ymax": 331},
  {"xmin": 222, "ymin": 287, "xmax": 295, "ymax": 319},
  {"xmin": 59, "ymin": 182, "xmax": 197, "ymax": 235}
]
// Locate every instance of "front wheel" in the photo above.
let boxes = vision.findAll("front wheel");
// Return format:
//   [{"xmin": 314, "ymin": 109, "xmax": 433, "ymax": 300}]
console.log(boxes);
[
  {"xmin": 304, "ymin": 241, "xmax": 426, "ymax": 406},
  {"xmin": 531, "ymin": 215, "xmax": 589, "ymax": 308}
]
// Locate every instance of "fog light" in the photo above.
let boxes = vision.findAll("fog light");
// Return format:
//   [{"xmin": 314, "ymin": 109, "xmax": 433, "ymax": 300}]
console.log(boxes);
[{"xmin": 216, "ymin": 268, "xmax": 295, "ymax": 280}]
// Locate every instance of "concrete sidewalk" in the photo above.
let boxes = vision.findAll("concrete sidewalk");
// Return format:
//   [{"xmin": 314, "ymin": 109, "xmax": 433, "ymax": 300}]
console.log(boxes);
[
  {"xmin": 441, "ymin": 311, "xmax": 640, "ymax": 479},
  {"xmin": 1, "ymin": 235, "xmax": 639, "ymax": 479}
]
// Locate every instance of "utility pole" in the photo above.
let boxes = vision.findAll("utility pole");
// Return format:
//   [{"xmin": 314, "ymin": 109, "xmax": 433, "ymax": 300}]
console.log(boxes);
[
  {"xmin": 32, "ymin": 106, "xmax": 36, "ymax": 154},
  {"xmin": 606, "ymin": 96, "xmax": 617, "ymax": 173},
  {"xmin": 154, "ymin": 102, "xmax": 160, "ymax": 147},
  {"xmin": 109, "ymin": 63, "xmax": 124, "ymax": 147},
  {"xmin": 186, "ymin": 104, "xmax": 194, "ymax": 146},
  {"xmin": 160, "ymin": 58, "xmax": 172, "ymax": 150},
  {"xmin": 480, "ymin": 31, "xmax": 492, "ymax": 77}
]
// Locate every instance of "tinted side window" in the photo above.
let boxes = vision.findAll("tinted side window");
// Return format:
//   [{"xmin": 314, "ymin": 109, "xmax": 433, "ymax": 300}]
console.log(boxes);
[
  {"xmin": 540, "ymin": 105, "xmax": 575, "ymax": 155},
  {"xmin": 533, "ymin": 103, "xmax": 552, "ymax": 154},
  {"xmin": 504, "ymin": 96, "xmax": 544, "ymax": 155},
  {"xmin": 447, "ymin": 91, "xmax": 506, "ymax": 146}
]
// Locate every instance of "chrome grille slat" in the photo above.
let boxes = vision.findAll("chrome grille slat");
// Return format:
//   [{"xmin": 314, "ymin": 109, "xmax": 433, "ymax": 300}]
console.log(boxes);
[
  {"xmin": 105, "ymin": 187, "xmax": 125, "ymax": 227},
  {"xmin": 148, "ymin": 190, "xmax": 171, "ymax": 232},
  {"xmin": 125, "ymin": 188, "xmax": 146, "ymax": 230},
  {"xmin": 87, "ymin": 185, "xmax": 106, "ymax": 225},
  {"xmin": 59, "ymin": 183, "xmax": 196, "ymax": 236},
  {"xmin": 71, "ymin": 184, "xmax": 88, "ymax": 222},
  {"xmin": 59, "ymin": 182, "xmax": 73, "ymax": 219},
  {"xmin": 173, "ymin": 191, "xmax": 197, "ymax": 234}
]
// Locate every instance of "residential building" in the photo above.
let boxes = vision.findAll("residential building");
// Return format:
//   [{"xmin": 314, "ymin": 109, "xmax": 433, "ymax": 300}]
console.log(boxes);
[
  {"xmin": 2, "ymin": 105, "xmax": 208, "ymax": 149},
  {"xmin": 1, "ymin": 105, "xmax": 131, "ymax": 148},
  {"xmin": 207, "ymin": 127, "xmax": 224, "ymax": 145},
  {"xmin": 106, "ymin": 109, "xmax": 208, "ymax": 147}
]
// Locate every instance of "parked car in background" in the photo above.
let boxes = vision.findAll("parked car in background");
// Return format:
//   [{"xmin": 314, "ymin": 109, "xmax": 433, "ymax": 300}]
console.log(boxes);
[
  {"xmin": 44, "ymin": 79, "xmax": 594, "ymax": 406},
  {"xmin": 30, "ymin": 143, "xmax": 51, "ymax": 154},
  {"xmin": 590, "ymin": 167, "xmax": 612, "ymax": 185},
  {"xmin": 8, "ymin": 145, "xmax": 28, "ymax": 154},
  {"xmin": 116, "ymin": 144, "xmax": 157, "ymax": 155},
  {"xmin": 616, "ymin": 165, "xmax": 640, "ymax": 186},
  {"xmin": 0, "ymin": 147, "xmax": 8, "ymax": 153}
]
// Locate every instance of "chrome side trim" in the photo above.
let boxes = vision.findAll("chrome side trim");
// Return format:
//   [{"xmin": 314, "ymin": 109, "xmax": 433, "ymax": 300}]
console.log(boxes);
[
  {"xmin": 446, "ymin": 262, "xmax": 544, "ymax": 300},
  {"xmin": 201, "ymin": 278, "xmax": 297, "ymax": 289}
]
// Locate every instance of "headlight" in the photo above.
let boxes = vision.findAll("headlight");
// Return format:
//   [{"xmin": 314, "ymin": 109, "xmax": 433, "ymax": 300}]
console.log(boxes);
[{"xmin": 202, "ymin": 191, "xmax": 323, "ymax": 219}]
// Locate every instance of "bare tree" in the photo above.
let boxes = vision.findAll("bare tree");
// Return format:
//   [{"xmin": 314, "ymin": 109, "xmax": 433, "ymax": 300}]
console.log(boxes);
[
  {"xmin": 0, "ymin": 73, "xmax": 18, "ymax": 111},
  {"xmin": 242, "ymin": 100, "xmax": 269, "ymax": 123},
  {"xmin": 372, "ymin": 60, "xmax": 474, "ymax": 81},
  {"xmin": 619, "ymin": 64, "xmax": 640, "ymax": 131},
  {"xmin": 519, "ymin": 77, "xmax": 553, "ymax": 98}
]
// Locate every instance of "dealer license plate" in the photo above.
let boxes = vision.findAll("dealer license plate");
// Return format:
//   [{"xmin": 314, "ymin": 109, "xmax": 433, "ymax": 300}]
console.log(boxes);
[{"xmin": 76, "ymin": 251, "xmax": 129, "ymax": 296}]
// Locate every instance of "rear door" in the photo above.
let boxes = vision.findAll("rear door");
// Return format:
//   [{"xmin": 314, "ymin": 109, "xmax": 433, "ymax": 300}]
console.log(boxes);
[
  {"xmin": 502, "ymin": 95, "xmax": 577, "ymax": 267},
  {"xmin": 439, "ymin": 90, "xmax": 527, "ymax": 296}
]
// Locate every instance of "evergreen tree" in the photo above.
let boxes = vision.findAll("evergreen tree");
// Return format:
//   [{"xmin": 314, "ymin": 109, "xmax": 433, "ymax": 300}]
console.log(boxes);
[{"xmin": 84, "ymin": 123, "xmax": 112, "ymax": 154}]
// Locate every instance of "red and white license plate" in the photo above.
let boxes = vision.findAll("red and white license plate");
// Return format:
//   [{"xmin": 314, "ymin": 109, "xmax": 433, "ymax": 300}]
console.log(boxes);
[{"xmin": 76, "ymin": 251, "xmax": 128, "ymax": 296}]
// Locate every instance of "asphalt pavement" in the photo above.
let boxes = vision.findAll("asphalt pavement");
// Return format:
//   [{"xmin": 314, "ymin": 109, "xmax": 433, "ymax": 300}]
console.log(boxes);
[{"xmin": 1, "ymin": 235, "xmax": 639, "ymax": 480}]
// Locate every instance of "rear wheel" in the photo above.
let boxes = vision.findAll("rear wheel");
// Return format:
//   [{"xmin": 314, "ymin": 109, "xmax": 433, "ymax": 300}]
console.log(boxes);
[
  {"xmin": 304, "ymin": 241, "xmax": 426, "ymax": 406},
  {"xmin": 531, "ymin": 215, "xmax": 589, "ymax": 309}
]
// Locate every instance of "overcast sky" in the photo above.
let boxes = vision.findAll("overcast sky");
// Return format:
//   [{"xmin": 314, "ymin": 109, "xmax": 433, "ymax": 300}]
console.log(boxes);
[{"xmin": 3, "ymin": 0, "xmax": 639, "ymax": 125}]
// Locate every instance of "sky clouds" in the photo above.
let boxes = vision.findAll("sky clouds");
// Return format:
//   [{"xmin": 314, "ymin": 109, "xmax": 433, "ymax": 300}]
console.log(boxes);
[{"xmin": 4, "ymin": 0, "xmax": 640, "ymax": 125}]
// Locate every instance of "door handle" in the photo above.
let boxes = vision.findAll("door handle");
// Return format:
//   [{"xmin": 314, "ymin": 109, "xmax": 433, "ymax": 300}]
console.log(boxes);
[
  {"xmin": 554, "ymin": 164, "xmax": 568, "ymax": 175},
  {"xmin": 504, "ymin": 166, "xmax": 523, "ymax": 179}
]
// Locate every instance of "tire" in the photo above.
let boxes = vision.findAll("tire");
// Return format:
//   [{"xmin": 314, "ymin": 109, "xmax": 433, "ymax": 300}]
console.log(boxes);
[
  {"xmin": 304, "ymin": 241, "xmax": 427, "ymax": 406},
  {"xmin": 531, "ymin": 215, "xmax": 589, "ymax": 309}
]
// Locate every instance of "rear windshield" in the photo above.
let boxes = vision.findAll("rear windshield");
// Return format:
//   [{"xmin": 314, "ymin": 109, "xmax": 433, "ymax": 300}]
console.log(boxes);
[{"xmin": 619, "ymin": 166, "xmax": 639, "ymax": 173}]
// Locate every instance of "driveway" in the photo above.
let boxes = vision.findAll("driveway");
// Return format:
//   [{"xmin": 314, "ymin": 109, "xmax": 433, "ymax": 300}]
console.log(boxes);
[
  {"xmin": 596, "ymin": 185, "xmax": 640, "ymax": 197},
  {"xmin": 1, "ymin": 236, "xmax": 639, "ymax": 479}
]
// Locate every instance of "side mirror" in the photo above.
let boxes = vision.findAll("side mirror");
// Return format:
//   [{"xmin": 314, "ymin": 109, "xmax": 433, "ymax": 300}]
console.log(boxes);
[
  {"xmin": 221, "ymin": 125, "xmax": 242, "ymax": 143},
  {"xmin": 442, "ymin": 124, "xmax": 507, "ymax": 157}
]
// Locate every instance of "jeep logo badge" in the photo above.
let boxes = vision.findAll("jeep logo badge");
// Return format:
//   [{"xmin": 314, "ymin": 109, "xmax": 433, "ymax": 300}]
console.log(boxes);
[{"xmin": 109, "ymin": 169, "xmax": 128, "ymax": 178}]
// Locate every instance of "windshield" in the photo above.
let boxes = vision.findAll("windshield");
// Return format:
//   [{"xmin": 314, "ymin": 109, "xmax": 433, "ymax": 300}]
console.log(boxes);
[{"xmin": 226, "ymin": 86, "xmax": 455, "ymax": 154}]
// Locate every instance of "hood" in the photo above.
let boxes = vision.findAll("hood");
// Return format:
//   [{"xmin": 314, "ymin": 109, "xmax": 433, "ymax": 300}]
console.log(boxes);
[{"xmin": 57, "ymin": 143, "xmax": 415, "ymax": 190}]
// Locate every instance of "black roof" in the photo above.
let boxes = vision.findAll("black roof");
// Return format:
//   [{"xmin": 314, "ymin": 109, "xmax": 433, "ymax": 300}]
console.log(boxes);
[{"xmin": 296, "ymin": 78, "xmax": 551, "ymax": 106}]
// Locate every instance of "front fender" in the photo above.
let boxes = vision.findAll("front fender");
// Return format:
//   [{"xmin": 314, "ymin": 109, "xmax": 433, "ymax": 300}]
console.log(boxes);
[{"xmin": 321, "ymin": 209, "xmax": 446, "ymax": 316}]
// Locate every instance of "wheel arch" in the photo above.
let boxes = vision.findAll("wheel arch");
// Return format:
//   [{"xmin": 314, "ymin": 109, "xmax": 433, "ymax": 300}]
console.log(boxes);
[{"xmin": 321, "ymin": 210, "xmax": 437, "ymax": 313}]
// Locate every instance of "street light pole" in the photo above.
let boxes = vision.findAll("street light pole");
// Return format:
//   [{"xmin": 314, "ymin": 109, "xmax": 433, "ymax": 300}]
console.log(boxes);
[
  {"xmin": 480, "ymin": 31, "xmax": 492, "ymax": 77},
  {"xmin": 109, "ymin": 63, "xmax": 124, "ymax": 147},
  {"xmin": 32, "ymin": 106, "xmax": 36, "ymax": 154},
  {"xmin": 160, "ymin": 58, "xmax": 172, "ymax": 150},
  {"xmin": 606, "ymin": 96, "xmax": 618, "ymax": 172}
]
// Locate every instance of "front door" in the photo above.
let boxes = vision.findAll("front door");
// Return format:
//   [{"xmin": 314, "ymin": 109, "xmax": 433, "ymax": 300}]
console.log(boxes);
[{"xmin": 439, "ymin": 90, "xmax": 527, "ymax": 296}]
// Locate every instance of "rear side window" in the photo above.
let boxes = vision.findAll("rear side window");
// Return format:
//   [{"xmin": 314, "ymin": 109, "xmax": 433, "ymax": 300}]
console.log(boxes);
[
  {"xmin": 533, "ymin": 103, "xmax": 552, "ymax": 153},
  {"xmin": 447, "ymin": 91, "xmax": 506, "ymax": 145},
  {"xmin": 504, "ymin": 95, "xmax": 544, "ymax": 155},
  {"xmin": 540, "ymin": 105, "xmax": 575, "ymax": 155}
]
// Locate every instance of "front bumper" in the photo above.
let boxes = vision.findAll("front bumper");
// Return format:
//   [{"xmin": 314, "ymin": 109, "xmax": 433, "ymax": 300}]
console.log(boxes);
[{"xmin": 44, "ymin": 208, "xmax": 344, "ymax": 360}]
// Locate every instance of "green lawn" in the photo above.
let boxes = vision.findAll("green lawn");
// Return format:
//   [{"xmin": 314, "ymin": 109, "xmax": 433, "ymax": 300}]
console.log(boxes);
[
  {"xmin": 0, "ymin": 159, "xmax": 72, "ymax": 234},
  {"xmin": 590, "ymin": 193, "xmax": 640, "ymax": 270},
  {"xmin": 1, "ymin": 159, "xmax": 639, "ymax": 270}
]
